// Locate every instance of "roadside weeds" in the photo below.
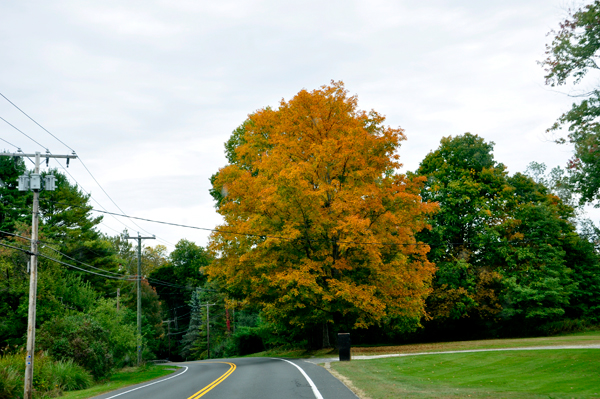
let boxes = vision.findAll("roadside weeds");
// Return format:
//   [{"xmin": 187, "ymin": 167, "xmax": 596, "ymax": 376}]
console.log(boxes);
[{"xmin": 323, "ymin": 362, "xmax": 371, "ymax": 399}]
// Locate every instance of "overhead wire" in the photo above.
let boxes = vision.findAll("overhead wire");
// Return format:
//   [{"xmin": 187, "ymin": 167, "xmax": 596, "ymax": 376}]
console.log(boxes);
[
  {"xmin": 0, "ymin": 228, "xmax": 200, "ymax": 290},
  {"xmin": 0, "ymin": 92, "xmax": 74, "ymax": 152},
  {"xmin": 0, "ymin": 92, "xmax": 175, "ymax": 247},
  {"xmin": 0, "ymin": 230, "xmax": 131, "ymax": 278},
  {"xmin": 7, "ymin": 196, "xmax": 572, "ymax": 249},
  {"xmin": 0, "ymin": 238, "xmax": 131, "ymax": 280},
  {"xmin": 0, "ymin": 115, "xmax": 48, "ymax": 150},
  {"xmin": 49, "ymin": 157, "xmax": 153, "ymax": 242},
  {"xmin": 0, "ymin": 240, "xmax": 32, "ymax": 254},
  {"xmin": 0, "ymin": 137, "xmax": 19, "ymax": 149},
  {"xmin": 63, "ymin": 201, "xmax": 546, "ymax": 247}
]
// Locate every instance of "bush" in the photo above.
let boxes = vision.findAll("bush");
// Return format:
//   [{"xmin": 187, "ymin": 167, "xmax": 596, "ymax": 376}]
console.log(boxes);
[
  {"xmin": 37, "ymin": 314, "xmax": 114, "ymax": 380},
  {"xmin": 0, "ymin": 351, "xmax": 92, "ymax": 399},
  {"xmin": 37, "ymin": 299, "xmax": 137, "ymax": 380}
]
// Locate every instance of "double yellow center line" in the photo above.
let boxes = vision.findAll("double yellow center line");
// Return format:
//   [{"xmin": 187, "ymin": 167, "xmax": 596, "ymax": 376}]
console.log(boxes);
[{"xmin": 187, "ymin": 362, "xmax": 236, "ymax": 399}]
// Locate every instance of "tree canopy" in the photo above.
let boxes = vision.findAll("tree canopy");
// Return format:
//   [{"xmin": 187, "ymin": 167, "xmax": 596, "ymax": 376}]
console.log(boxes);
[
  {"xmin": 207, "ymin": 81, "xmax": 437, "ymax": 345},
  {"xmin": 415, "ymin": 133, "xmax": 599, "ymax": 337},
  {"xmin": 541, "ymin": 0, "xmax": 600, "ymax": 205}
]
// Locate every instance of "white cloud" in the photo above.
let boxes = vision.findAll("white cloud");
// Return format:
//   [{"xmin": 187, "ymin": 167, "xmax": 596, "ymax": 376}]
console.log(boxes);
[{"xmin": 0, "ymin": 0, "xmax": 589, "ymax": 249}]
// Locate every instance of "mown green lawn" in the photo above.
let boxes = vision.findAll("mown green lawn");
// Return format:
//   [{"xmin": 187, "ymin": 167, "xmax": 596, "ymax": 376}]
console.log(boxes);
[
  {"xmin": 252, "ymin": 330, "xmax": 600, "ymax": 359},
  {"xmin": 61, "ymin": 365, "xmax": 179, "ymax": 399},
  {"xmin": 331, "ymin": 349, "xmax": 600, "ymax": 398},
  {"xmin": 350, "ymin": 330, "xmax": 600, "ymax": 356}
]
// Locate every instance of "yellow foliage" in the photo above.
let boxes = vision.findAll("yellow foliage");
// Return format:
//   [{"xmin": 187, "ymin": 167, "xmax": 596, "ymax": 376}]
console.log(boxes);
[{"xmin": 207, "ymin": 81, "xmax": 437, "ymax": 330}]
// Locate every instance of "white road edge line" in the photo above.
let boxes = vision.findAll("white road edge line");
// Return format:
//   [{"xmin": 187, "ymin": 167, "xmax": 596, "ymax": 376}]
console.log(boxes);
[
  {"xmin": 275, "ymin": 358, "xmax": 324, "ymax": 399},
  {"xmin": 102, "ymin": 366, "xmax": 189, "ymax": 399}
]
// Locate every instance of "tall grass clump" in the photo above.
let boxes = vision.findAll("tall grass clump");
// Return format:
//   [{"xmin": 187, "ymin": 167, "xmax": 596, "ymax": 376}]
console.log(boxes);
[{"xmin": 0, "ymin": 351, "xmax": 92, "ymax": 398}]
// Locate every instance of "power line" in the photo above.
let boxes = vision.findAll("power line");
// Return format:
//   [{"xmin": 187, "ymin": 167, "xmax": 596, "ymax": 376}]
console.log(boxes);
[
  {"xmin": 7, "ymin": 197, "xmax": 574, "ymax": 249},
  {"xmin": 49, "ymin": 158, "xmax": 175, "ymax": 248},
  {"xmin": 0, "ymin": 232, "xmax": 132, "ymax": 279},
  {"xmin": 39, "ymin": 198, "xmax": 561, "ymax": 247},
  {"xmin": 39, "ymin": 252, "xmax": 133, "ymax": 280},
  {"xmin": 0, "ymin": 92, "xmax": 74, "ymax": 152},
  {"xmin": 0, "ymin": 240, "xmax": 32, "ymax": 255},
  {"xmin": 0, "ymin": 238, "xmax": 132, "ymax": 280},
  {"xmin": 0, "ymin": 115, "xmax": 48, "ymax": 150},
  {"xmin": 0, "ymin": 92, "xmax": 173, "ymax": 247},
  {"xmin": 77, "ymin": 157, "xmax": 164, "ymax": 241},
  {"xmin": 0, "ymin": 137, "xmax": 19, "ymax": 149},
  {"xmin": 0, "ymin": 229, "xmax": 193, "ymax": 290},
  {"xmin": 48, "ymin": 158, "xmax": 155, "ymax": 241}
]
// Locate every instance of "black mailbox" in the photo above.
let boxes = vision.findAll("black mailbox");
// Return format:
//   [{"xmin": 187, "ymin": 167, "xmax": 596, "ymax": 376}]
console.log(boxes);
[{"xmin": 338, "ymin": 333, "xmax": 351, "ymax": 361}]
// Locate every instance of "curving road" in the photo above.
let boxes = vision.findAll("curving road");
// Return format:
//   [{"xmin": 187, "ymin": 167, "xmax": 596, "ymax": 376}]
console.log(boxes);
[{"xmin": 92, "ymin": 357, "xmax": 357, "ymax": 399}]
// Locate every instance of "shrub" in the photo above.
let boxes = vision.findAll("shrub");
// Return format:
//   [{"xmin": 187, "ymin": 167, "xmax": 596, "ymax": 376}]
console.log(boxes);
[
  {"xmin": 0, "ymin": 351, "xmax": 91, "ymax": 399},
  {"xmin": 37, "ymin": 314, "xmax": 114, "ymax": 380}
]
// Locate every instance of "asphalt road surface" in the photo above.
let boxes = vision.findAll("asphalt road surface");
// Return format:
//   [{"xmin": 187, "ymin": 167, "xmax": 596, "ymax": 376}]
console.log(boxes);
[{"xmin": 92, "ymin": 357, "xmax": 357, "ymax": 399}]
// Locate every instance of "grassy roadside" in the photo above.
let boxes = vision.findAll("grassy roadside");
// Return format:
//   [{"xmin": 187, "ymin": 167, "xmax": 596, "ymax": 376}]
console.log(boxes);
[
  {"xmin": 60, "ymin": 365, "xmax": 179, "ymax": 399},
  {"xmin": 351, "ymin": 330, "xmax": 600, "ymax": 356},
  {"xmin": 241, "ymin": 347, "xmax": 339, "ymax": 359},
  {"xmin": 331, "ymin": 349, "xmax": 600, "ymax": 398},
  {"xmin": 248, "ymin": 330, "xmax": 600, "ymax": 359}
]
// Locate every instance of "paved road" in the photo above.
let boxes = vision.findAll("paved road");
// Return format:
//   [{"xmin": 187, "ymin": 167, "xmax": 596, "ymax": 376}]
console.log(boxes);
[{"xmin": 92, "ymin": 357, "xmax": 357, "ymax": 399}]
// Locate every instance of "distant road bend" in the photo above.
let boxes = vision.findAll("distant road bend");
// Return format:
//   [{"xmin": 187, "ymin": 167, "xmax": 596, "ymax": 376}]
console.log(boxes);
[{"xmin": 92, "ymin": 357, "xmax": 357, "ymax": 399}]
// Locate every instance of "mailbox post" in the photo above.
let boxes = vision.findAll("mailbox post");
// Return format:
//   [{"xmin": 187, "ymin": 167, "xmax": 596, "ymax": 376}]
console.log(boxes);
[{"xmin": 338, "ymin": 333, "xmax": 351, "ymax": 361}]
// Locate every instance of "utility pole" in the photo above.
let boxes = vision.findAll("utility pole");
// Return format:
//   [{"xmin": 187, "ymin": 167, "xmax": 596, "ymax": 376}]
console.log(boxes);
[
  {"xmin": 125, "ymin": 232, "xmax": 155, "ymax": 366},
  {"xmin": 0, "ymin": 150, "xmax": 77, "ymax": 399},
  {"xmin": 117, "ymin": 288, "xmax": 120, "ymax": 312},
  {"xmin": 202, "ymin": 303, "xmax": 215, "ymax": 359}
]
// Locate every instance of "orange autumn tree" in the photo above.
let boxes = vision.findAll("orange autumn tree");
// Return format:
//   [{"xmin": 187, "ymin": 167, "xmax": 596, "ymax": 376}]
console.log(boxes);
[{"xmin": 208, "ymin": 82, "xmax": 437, "ymax": 346}]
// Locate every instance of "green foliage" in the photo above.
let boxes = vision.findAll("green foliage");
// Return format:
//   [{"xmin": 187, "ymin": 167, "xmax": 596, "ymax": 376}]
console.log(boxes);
[
  {"xmin": 415, "ymin": 133, "xmax": 598, "ymax": 337},
  {"xmin": 89, "ymin": 299, "xmax": 137, "ymax": 367},
  {"xmin": 37, "ymin": 299, "xmax": 137, "ymax": 380},
  {"xmin": 0, "ymin": 351, "xmax": 92, "ymax": 399},
  {"xmin": 169, "ymin": 239, "xmax": 210, "ymax": 289},
  {"xmin": 37, "ymin": 314, "xmax": 114, "ymax": 380},
  {"xmin": 180, "ymin": 282, "xmax": 227, "ymax": 360},
  {"xmin": 147, "ymin": 239, "xmax": 212, "ymax": 360},
  {"xmin": 119, "ymin": 283, "xmax": 164, "ymax": 361},
  {"xmin": 0, "ymin": 154, "xmax": 29, "ymax": 234},
  {"xmin": 416, "ymin": 134, "xmax": 512, "ymax": 324},
  {"xmin": 541, "ymin": 1, "xmax": 600, "ymax": 205},
  {"xmin": 0, "ymin": 239, "xmax": 101, "ymax": 349}
]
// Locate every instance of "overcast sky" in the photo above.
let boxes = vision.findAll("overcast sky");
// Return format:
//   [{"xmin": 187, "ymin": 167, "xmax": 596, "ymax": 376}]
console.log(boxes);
[{"xmin": 0, "ymin": 0, "xmax": 591, "ymax": 251}]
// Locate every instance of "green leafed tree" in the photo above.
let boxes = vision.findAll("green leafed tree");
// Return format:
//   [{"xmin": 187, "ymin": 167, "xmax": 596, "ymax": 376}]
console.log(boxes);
[
  {"xmin": 416, "ymin": 133, "xmax": 596, "ymax": 336},
  {"xmin": 541, "ymin": 1, "xmax": 600, "ymax": 205}
]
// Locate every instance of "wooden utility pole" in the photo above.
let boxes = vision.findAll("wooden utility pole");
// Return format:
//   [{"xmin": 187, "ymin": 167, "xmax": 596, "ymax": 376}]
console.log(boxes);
[
  {"xmin": 125, "ymin": 232, "xmax": 154, "ymax": 366},
  {"xmin": 24, "ymin": 154, "xmax": 40, "ymax": 399},
  {"xmin": 117, "ymin": 288, "xmax": 120, "ymax": 312},
  {"xmin": 0, "ymin": 151, "xmax": 77, "ymax": 399}
]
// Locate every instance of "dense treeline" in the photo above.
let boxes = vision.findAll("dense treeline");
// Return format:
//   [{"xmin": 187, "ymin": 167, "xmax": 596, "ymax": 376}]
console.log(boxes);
[
  {"xmin": 414, "ymin": 133, "xmax": 600, "ymax": 341},
  {"xmin": 2, "ymin": 123, "xmax": 600, "ymax": 392},
  {"xmin": 3, "ymin": 90, "xmax": 600, "ymax": 397},
  {"xmin": 3, "ymin": 3, "xmax": 600, "ymax": 397}
]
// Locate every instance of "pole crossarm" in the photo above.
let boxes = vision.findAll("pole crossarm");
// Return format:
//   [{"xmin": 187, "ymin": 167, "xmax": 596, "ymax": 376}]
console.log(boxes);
[{"xmin": 0, "ymin": 153, "xmax": 77, "ymax": 159}]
